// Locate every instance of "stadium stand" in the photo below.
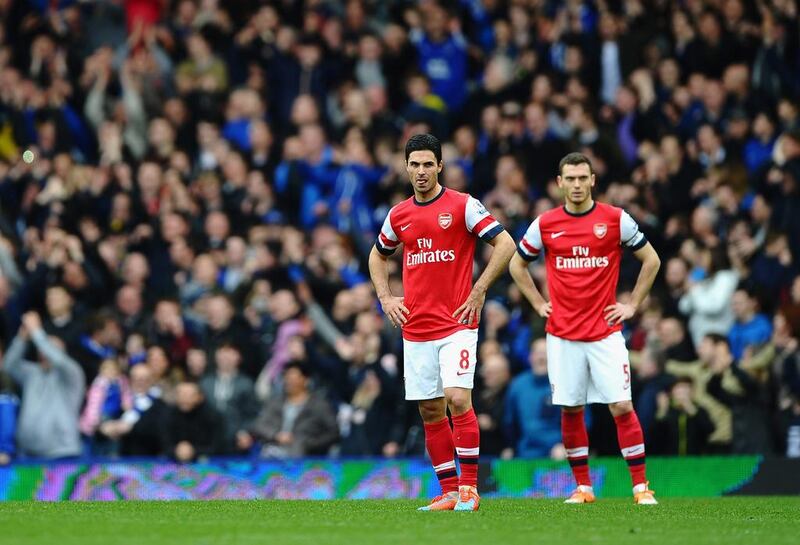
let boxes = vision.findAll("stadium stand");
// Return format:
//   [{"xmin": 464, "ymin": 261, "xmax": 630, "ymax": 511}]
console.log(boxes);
[{"xmin": 0, "ymin": 0, "xmax": 799, "ymax": 463}]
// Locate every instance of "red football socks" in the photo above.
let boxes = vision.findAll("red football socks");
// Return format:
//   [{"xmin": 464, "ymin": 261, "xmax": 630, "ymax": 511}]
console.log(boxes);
[
  {"xmin": 561, "ymin": 409, "xmax": 592, "ymax": 487},
  {"xmin": 424, "ymin": 417, "xmax": 459, "ymax": 494},
  {"xmin": 452, "ymin": 408, "xmax": 480, "ymax": 488},
  {"xmin": 614, "ymin": 410, "xmax": 647, "ymax": 487}
]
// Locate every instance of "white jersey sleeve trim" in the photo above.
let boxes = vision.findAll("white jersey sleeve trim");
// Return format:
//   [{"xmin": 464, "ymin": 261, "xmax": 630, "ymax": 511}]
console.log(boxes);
[
  {"xmin": 517, "ymin": 217, "xmax": 543, "ymax": 261},
  {"xmin": 477, "ymin": 220, "xmax": 501, "ymax": 238},
  {"xmin": 376, "ymin": 208, "xmax": 400, "ymax": 255},
  {"xmin": 466, "ymin": 195, "xmax": 504, "ymax": 241},
  {"xmin": 465, "ymin": 195, "xmax": 493, "ymax": 232},
  {"xmin": 620, "ymin": 210, "xmax": 646, "ymax": 250}
]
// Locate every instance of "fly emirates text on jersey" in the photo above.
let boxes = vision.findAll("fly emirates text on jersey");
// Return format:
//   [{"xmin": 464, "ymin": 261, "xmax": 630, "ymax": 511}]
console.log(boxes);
[
  {"xmin": 555, "ymin": 245, "xmax": 611, "ymax": 270},
  {"xmin": 406, "ymin": 237, "xmax": 457, "ymax": 267}
]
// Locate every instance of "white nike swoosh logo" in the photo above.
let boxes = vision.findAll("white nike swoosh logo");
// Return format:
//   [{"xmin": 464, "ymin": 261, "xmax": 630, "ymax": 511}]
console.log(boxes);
[
  {"xmin": 400, "ymin": 224, "xmax": 411, "ymax": 231},
  {"xmin": 551, "ymin": 231, "xmax": 566, "ymax": 239}
]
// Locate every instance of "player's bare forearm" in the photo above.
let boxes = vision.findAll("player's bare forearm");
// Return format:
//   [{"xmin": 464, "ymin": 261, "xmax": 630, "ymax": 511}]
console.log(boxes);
[
  {"xmin": 630, "ymin": 242, "xmax": 661, "ymax": 310},
  {"xmin": 509, "ymin": 252, "xmax": 551, "ymax": 318},
  {"xmin": 472, "ymin": 231, "xmax": 516, "ymax": 294},
  {"xmin": 509, "ymin": 252, "xmax": 541, "ymax": 304},
  {"xmin": 604, "ymin": 242, "xmax": 660, "ymax": 325},
  {"xmin": 369, "ymin": 245, "xmax": 409, "ymax": 327},
  {"xmin": 368, "ymin": 246, "xmax": 392, "ymax": 301},
  {"xmin": 454, "ymin": 231, "xmax": 515, "ymax": 325}
]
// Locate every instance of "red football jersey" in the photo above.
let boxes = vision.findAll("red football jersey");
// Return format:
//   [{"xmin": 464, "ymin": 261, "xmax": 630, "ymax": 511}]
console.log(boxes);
[
  {"xmin": 376, "ymin": 187, "xmax": 504, "ymax": 341},
  {"xmin": 517, "ymin": 202, "xmax": 647, "ymax": 341}
]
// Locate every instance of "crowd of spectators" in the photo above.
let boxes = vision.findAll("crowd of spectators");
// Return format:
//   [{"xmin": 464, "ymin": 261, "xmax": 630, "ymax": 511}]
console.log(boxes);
[{"xmin": 0, "ymin": 0, "xmax": 799, "ymax": 464}]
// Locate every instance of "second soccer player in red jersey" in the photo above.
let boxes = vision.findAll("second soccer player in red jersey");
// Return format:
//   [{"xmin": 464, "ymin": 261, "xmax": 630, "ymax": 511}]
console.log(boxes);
[
  {"xmin": 369, "ymin": 134, "xmax": 515, "ymax": 511},
  {"xmin": 509, "ymin": 153, "xmax": 661, "ymax": 505}
]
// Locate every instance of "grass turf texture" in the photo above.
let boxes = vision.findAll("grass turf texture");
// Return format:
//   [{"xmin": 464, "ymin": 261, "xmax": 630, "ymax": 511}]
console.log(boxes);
[{"xmin": 1, "ymin": 498, "xmax": 798, "ymax": 545}]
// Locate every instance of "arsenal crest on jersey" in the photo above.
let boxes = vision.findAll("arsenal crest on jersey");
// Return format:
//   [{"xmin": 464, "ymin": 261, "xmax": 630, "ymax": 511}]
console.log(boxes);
[
  {"xmin": 593, "ymin": 223, "xmax": 607, "ymax": 239},
  {"xmin": 438, "ymin": 212, "xmax": 453, "ymax": 229}
]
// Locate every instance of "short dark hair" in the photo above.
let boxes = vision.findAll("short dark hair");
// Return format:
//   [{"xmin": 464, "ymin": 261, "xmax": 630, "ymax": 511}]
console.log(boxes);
[
  {"xmin": 89, "ymin": 310, "xmax": 119, "ymax": 335},
  {"xmin": 558, "ymin": 152, "xmax": 594, "ymax": 176},
  {"xmin": 156, "ymin": 296, "xmax": 181, "ymax": 307},
  {"xmin": 785, "ymin": 127, "xmax": 800, "ymax": 145},
  {"xmin": 46, "ymin": 284, "xmax": 72, "ymax": 297},
  {"xmin": 705, "ymin": 333, "xmax": 729, "ymax": 347},
  {"xmin": 405, "ymin": 133, "xmax": 442, "ymax": 163},
  {"xmin": 208, "ymin": 291, "xmax": 234, "ymax": 307},
  {"xmin": 670, "ymin": 375, "xmax": 694, "ymax": 389},
  {"xmin": 707, "ymin": 245, "xmax": 731, "ymax": 276},
  {"xmin": 698, "ymin": 122, "xmax": 720, "ymax": 137},
  {"xmin": 735, "ymin": 284, "xmax": 756, "ymax": 297},
  {"xmin": 216, "ymin": 341, "xmax": 240, "ymax": 353},
  {"xmin": 284, "ymin": 360, "xmax": 311, "ymax": 378}
]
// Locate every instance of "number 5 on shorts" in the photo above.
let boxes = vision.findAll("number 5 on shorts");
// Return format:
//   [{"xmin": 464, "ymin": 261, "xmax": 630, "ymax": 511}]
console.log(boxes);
[{"xmin": 623, "ymin": 363, "xmax": 630, "ymax": 390}]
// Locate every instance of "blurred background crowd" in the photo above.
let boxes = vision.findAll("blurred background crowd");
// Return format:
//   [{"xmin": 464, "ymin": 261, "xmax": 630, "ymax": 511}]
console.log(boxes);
[{"xmin": 0, "ymin": 0, "xmax": 799, "ymax": 464}]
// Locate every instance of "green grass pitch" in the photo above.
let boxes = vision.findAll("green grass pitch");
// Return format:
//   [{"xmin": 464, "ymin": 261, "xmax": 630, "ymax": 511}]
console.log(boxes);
[{"xmin": 1, "ymin": 498, "xmax": 798, "ymax": 545}]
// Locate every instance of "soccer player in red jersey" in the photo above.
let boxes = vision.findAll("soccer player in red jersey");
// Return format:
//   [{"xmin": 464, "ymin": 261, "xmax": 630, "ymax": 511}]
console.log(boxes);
[
  {"xmin": 509, "ymin": 153, "xmax": 661, "ymax": 505},
  {"xmin": 369, "ymin": 134, "xmax": 515, "ymax": 511}
]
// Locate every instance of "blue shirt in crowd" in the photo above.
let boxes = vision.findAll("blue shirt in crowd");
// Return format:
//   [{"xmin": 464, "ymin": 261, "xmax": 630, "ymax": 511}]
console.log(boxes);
[
  {"xmin": 329, "ymin": 163, "xmax": 387, "ymax": 235},
  {"xmin": 743, "ymin": 137, "xmax": 775, "ymax": 175},
  {"xmin": 410, "ymin": 29, "xmax": 468, "ymax": 110},
  {"xmin": 729, "ymin": 313, "xmax": 773, "ymax": 360},
  {"xmin": 0, "ymin": 393, "xmax": 19, "ymax": 456},
  {"xmin": 504, "ymin": 373, "xmax": 562, "ymax": 458}
]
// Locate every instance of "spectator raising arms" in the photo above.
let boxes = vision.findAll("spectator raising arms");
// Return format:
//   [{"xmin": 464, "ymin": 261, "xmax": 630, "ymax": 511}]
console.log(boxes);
[{"xmin": 1, "ymin": 312, "xmax": 84, "ymax": 459}]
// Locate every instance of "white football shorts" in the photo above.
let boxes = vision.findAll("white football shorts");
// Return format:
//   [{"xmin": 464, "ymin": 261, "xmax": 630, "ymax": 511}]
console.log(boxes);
[
  {"xmin": 403, "ymin": 329, "xmax": 478, "ymax": 400},
  {"xmin": 546, "ymin": 331, "xmax": 632, "ymax": 406}
]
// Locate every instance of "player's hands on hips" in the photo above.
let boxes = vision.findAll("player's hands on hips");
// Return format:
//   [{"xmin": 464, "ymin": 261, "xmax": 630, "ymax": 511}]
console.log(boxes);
[
  {"xmin": 453, "ymin": 289, "xmax": 486, "ymax": 326},
  {"xmin": 604, "ymin": 302, "xmax": 636, "ymax": 326},
  {"xmin": 380, "ymin": 296, "xmax": 409, "ymax": 328},
  {"xmin": 535, "ymin": 301, "xmax": 552, "ymax": 318}
]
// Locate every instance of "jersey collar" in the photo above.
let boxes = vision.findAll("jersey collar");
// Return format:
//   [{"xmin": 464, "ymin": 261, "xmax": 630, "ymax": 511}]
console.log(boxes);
[
  {"xmin": 563, "ymin": 201, "xmax": 596, "ymax": 217},
  {"xmin": 413, "ymin": 186, "xmax": 446, "ymax": 206}
]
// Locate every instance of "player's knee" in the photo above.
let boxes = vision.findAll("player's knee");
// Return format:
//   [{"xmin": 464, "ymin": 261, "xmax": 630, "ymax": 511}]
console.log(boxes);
[
  {"xmin": 562, "ymin": 405, "xmax": 585, "ymax": 413},
  {"xmin": 445, "ymin": 390, "xmax": 472, "ymax": 415},
  {"xmin": 418, "ymin": 400, "xmax": 446, "ymax": 423},
  {"xmin": 608, "ymin": 400, "xmax": 633, "ymax": 416}
]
